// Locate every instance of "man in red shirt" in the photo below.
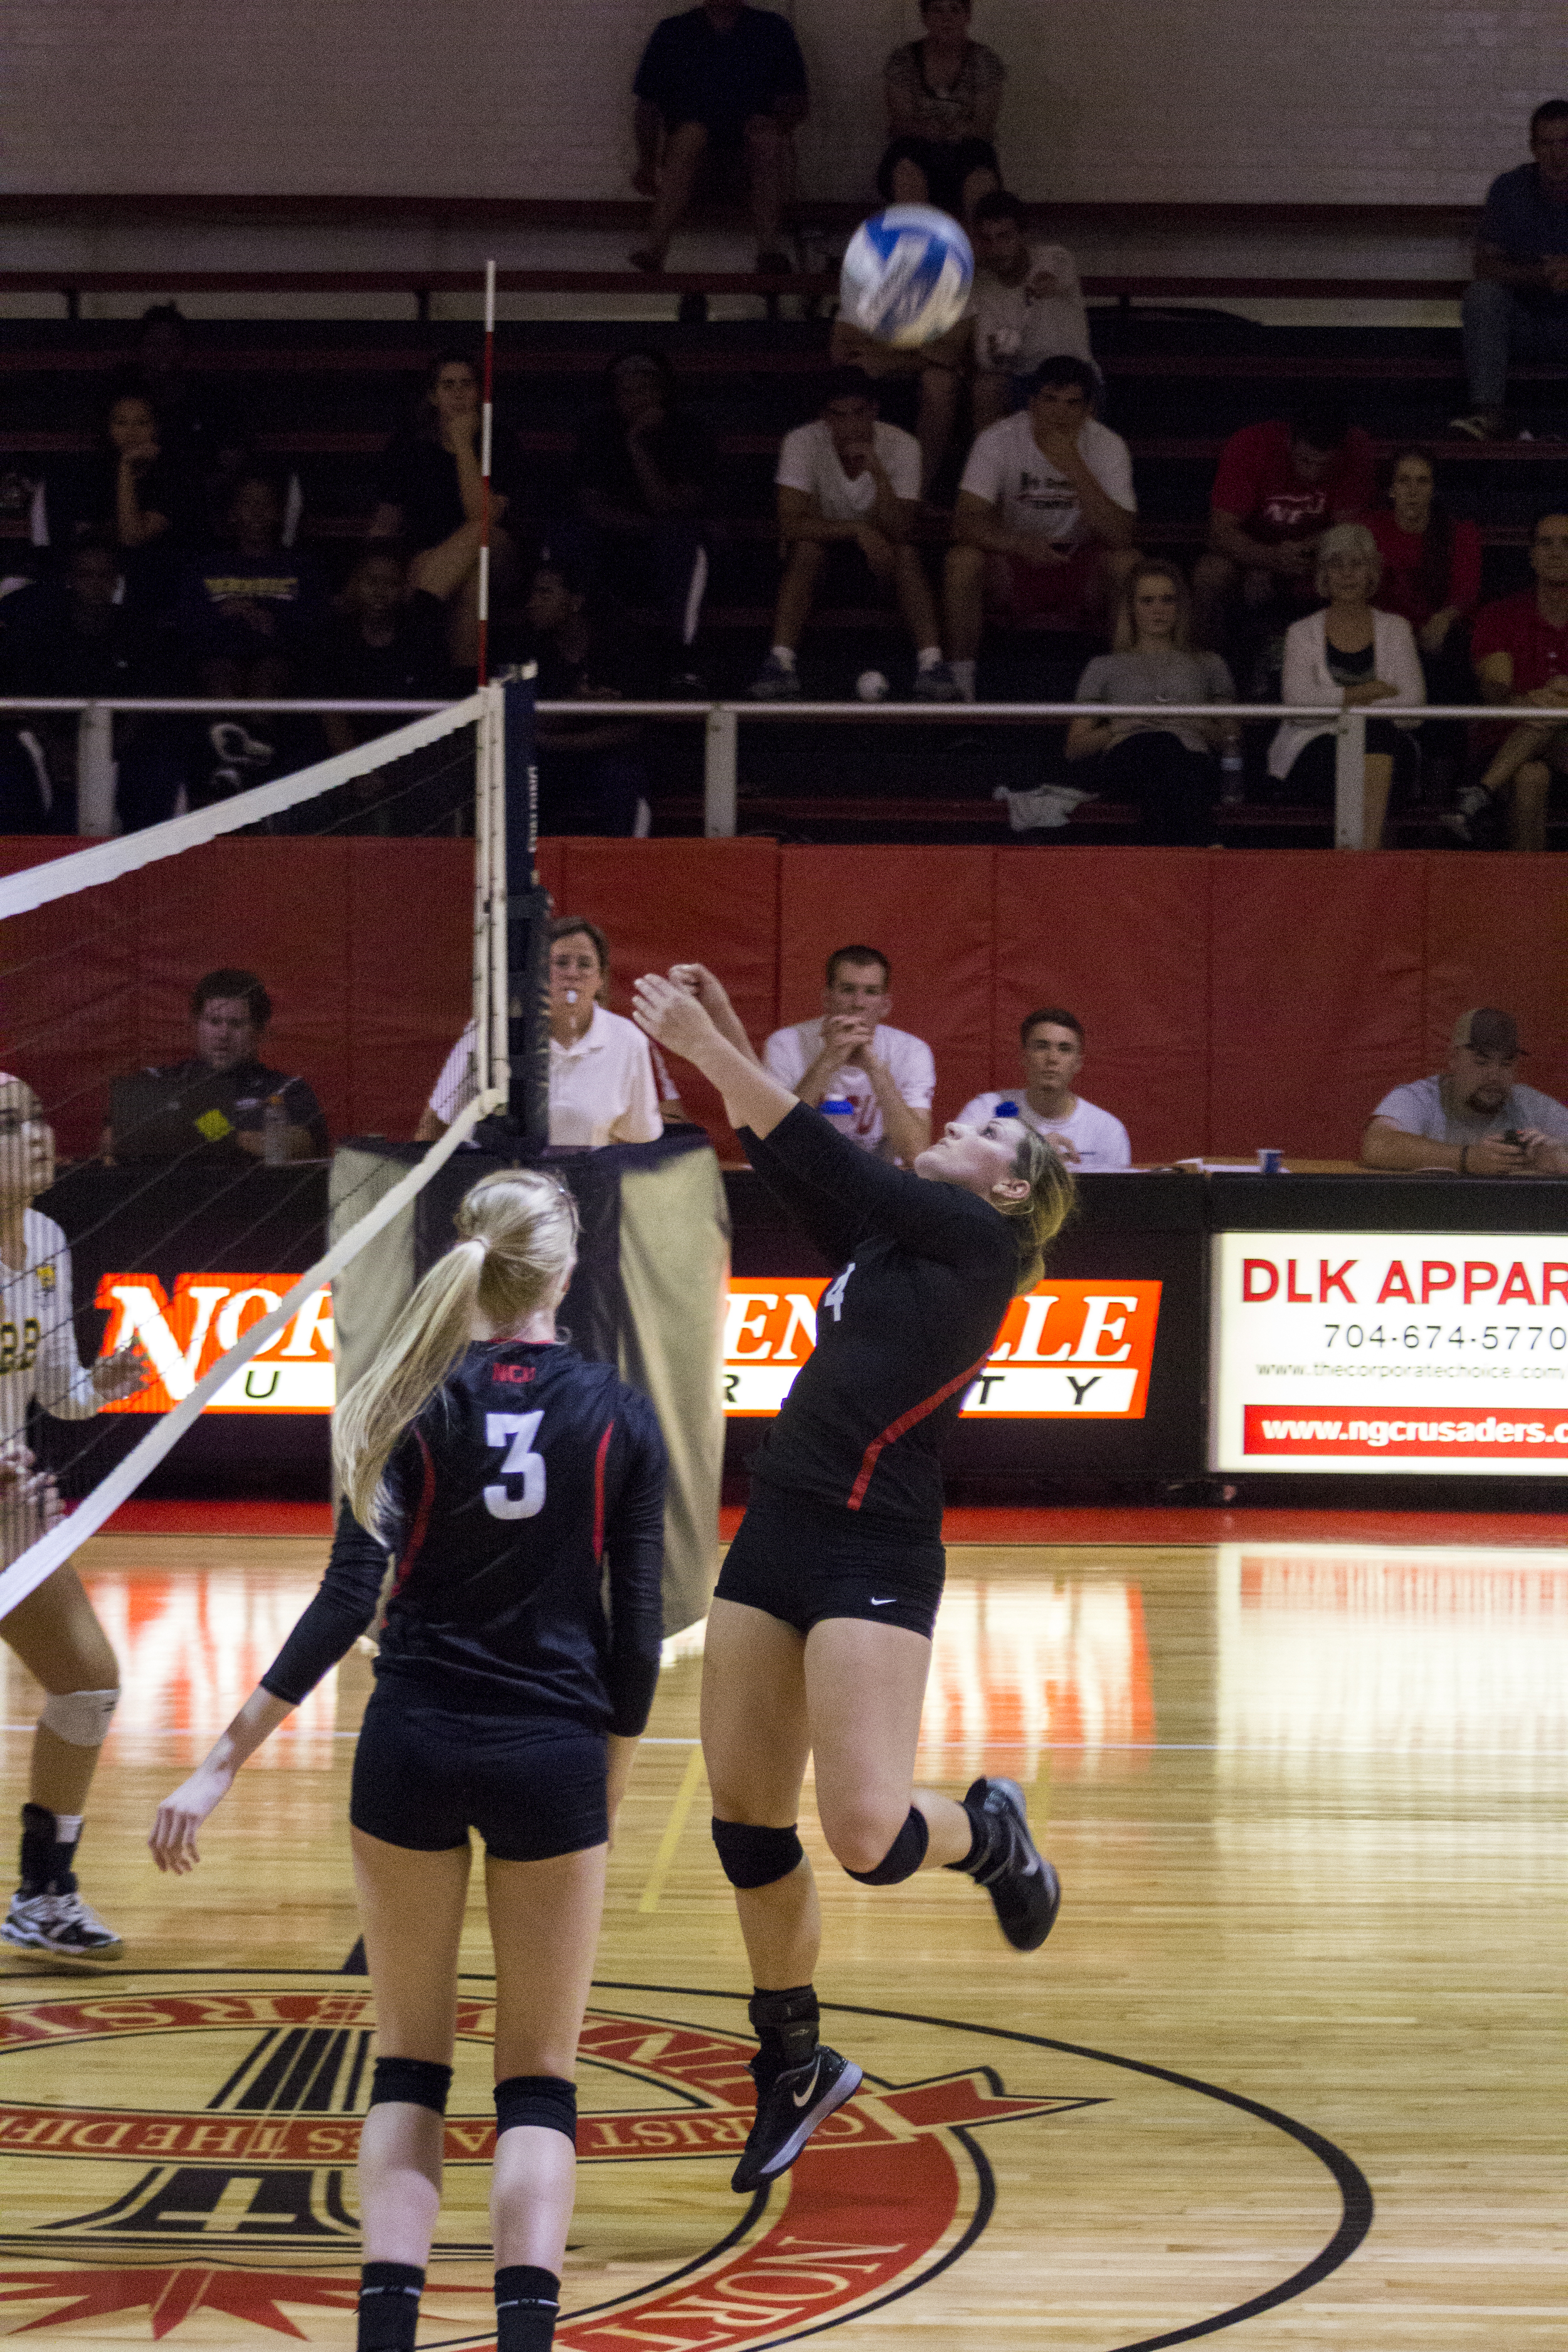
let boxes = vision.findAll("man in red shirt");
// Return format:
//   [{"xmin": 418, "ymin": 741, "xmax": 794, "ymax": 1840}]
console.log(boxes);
[
  {"xmin": 1192, "ymin": 403, "xmax": 1376, "ymax": 652},
  {"xmin": 1456, "ymin": 510, "xmax": 1568, "ymax": 849}
]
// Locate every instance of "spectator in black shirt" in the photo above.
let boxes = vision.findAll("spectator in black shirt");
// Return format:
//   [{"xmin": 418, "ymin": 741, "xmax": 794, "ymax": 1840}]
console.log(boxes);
[
  {"xmin": 574, "ymin": 349, "xmax": 714, "ymax": 686},
  {"xmin": 520, "ymin": 557, "xmax": 652, "ymax": 835},
  {"xmin": 104, "ymin": 967, "xmax": 328, "ymax": 1163},
  {"xmin": 174, "ymin": 472, "xmax": 326, "ymax": 803},
  {"xmin": 116, "ymin": 304, "xmax": 250, "ymax": 533},
  {"xmin": 371, "ymin": 351, "xmax": 522, "ymax": 672},
  {"xmin": 151, "ymin": 1169, "xmax": 664, "ymax": 2352},
  {"xmin": 630, "ymin": 1, "xmax": 809, "ymax": 273},
  {"xmin": 0, "ymin": 539, "xmax": 184, "ymax": 833},
  {"xmin": 632, "ymin": 963, "xmax": 1068, "ymax": 2198},
  {"xmin": 64, "ymin": 391, "xmax": 194, "ymax": 618},
  {"xmin": 317, "ymin": 548, "xmax": 449, "ymax": 753}
]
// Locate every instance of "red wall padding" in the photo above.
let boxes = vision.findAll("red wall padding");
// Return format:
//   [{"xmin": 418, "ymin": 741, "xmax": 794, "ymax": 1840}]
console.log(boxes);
[{"xmin": 4, "ymin": 839, "xmax": 1564, "ymax": 1165}]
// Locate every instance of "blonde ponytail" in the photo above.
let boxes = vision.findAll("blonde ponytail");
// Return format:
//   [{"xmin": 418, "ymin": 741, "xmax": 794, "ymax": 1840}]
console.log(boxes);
[
  {"xmin": 334, "ymin": 1169, "xmax": 579, "ymax": 1540},
  {"xmin": 993, "ymin": 1122, "xmax": 1074, "ymax": 1295}
]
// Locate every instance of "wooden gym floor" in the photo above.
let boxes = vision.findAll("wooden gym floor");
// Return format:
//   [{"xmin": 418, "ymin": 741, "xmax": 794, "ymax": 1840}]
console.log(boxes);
[{"xmin": 0, "ymin": 1521, "xmax": 1562, "ymax": 2349}]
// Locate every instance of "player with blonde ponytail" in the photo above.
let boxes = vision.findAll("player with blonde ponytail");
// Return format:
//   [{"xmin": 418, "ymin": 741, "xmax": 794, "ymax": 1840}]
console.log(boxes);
[
  {"xmin": 632, "ymin": 961, "xmax": 1070, "ymax": 2201},
  {"xmin": 151, "ymin": 1167, "xmax": 667, "ymax": 2352}
]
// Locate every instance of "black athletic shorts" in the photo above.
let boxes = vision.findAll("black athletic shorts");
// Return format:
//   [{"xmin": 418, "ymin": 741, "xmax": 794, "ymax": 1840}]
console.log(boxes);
[
  {"xmin": 716, "ymin": 1485, "xmax": 945, "ymax": 1641},
  {"xmin": 350, "ymin": 1688, "xmax": 608, "ymax": 1860}
]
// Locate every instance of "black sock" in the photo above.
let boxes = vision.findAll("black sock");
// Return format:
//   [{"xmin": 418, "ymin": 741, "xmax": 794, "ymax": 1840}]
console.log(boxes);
[
  {"xmin": 358, "ymin": 2260, "xmax": 423, "ymax": 2352},
  {"xmin": 946, "ymin": 1795, "xmax": 1002, "ymax": 1880},
  {"xmin": 748, "ymin": 1984, "xmax": 818, "ymax": 2090},
  {"xmin": 18, "ymin": 1803, "xmax": 80, "ymax": 1897},
  {"xmin": 495, "ymin": 2262, "xmax": 559, "ymax": 2352}
]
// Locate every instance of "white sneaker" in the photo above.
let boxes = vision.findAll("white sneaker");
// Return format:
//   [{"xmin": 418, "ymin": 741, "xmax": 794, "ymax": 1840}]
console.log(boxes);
[
  {"xmin": 209, "ymin": 720, "xmax": 275, "ymax": 766},
  {"xmin": 3, "ymin": 1888, "xmax": 123, "ymax": 1963}
]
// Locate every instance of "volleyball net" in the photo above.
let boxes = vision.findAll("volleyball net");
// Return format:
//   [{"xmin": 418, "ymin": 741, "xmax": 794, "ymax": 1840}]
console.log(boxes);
[{"xmin": 0, "ymin": 679, "xmax": 545, "ymax": 1625}]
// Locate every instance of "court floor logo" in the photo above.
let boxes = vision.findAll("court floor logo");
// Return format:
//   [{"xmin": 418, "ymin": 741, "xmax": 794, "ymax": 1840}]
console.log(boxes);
[{"xmin": 0, "ymin": 1969, "xmax": 1371, "ymax": 2348}]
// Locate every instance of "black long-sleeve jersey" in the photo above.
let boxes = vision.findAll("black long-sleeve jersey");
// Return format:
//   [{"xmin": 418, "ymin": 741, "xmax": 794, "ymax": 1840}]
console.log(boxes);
[
  {"xmin": 742, "ymin": 1103, "xmax": 1019, "ymax": 1535},
  {"xmin": 262, "ymin": 1340, "xmax": 667, "ymax": 1737}
]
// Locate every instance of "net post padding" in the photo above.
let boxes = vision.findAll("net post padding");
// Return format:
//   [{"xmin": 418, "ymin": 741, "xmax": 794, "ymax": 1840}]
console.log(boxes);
[
  {"xmin": 0, "ymin": 1090, "xmax": 502, "ymax": 1628},
  {"xmin": 330, "ymin": 1128, "xmax": 726, "ymax": 1638},
  {"xmin": 502, "ymin": 677, "xmax": 550, "ymax": 1149}
]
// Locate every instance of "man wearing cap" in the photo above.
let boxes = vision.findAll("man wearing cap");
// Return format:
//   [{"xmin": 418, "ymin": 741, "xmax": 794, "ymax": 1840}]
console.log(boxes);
[{"xmin": 1360, "ymin": 1009, "xmax": 1568, "ymax": 1174}]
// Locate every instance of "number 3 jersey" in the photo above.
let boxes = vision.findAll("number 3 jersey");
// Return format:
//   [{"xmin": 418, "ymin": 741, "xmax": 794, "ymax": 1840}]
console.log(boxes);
[
  {"xmin": 263, "ymin": 1340, "xmax": 668, "ymax": 1737},
  {"xmin": 0, "ymin": 1210, "xmax": 100, "ymax": 1442}
]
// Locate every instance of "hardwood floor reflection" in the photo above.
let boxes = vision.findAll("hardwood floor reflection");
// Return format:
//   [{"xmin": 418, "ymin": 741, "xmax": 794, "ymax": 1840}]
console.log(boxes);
[{"xmin": 0, "ymin": 1530, "xmax": 1562, "ymax": 2348}]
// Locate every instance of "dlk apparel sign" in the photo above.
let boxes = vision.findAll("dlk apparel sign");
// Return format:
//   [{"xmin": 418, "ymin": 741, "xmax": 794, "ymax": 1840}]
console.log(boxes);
[{"xmin": 1210, "ymin": 1230, "xmax": 1568, "ymax": 1473}]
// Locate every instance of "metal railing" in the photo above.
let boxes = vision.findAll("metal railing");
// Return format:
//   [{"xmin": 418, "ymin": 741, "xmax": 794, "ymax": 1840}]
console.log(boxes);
[{"xmin": 0, "ymin": 694, "xmax": 1550, "ymax": 848}]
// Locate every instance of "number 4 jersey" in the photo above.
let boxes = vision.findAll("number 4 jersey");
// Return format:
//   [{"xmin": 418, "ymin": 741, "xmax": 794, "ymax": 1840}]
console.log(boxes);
[{"xmin": 263, "ymin": 1341, "xmax": 668, "ymax": 1737}]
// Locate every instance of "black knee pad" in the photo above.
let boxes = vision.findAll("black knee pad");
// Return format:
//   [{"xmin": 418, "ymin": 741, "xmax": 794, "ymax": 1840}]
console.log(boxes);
[
  {"xmin": 369, "ymin": 2056, "xmax": 453, "ymax": 2114},
  {"xmin": 494, "ymin": 2073, "xmax": 577, "ymax": 2144},
  {"xmin": 711, "ymin": 1817, "xmax": 804, "ymax": 1890},
  {"xmin": 845, "ymin": 1805, "xmax": 929, "ymax": 1886}
]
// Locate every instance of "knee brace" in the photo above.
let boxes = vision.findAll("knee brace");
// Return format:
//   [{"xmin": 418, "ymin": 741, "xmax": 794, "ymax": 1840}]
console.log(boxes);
[
  {"xmin": 711, "ymin": 1817, "xmax": 804, "ymax": 1890},
  {"xmin": 845, "ymin": 1805, "xmax": 929, "ymax": 1886},
  {"xmin": 39, "ymin": 1688, "xmax": 119, "ymax": 1748},
  {"xmin": 494, "ymin": 2073, "xmax": 577, "ymax": 2143},
  {"xmin": 369, "ymin": 2056, "xmax": 453, "ymax": 2114}
]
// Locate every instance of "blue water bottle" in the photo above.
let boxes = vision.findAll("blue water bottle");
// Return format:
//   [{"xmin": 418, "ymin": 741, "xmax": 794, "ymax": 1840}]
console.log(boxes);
[{"xmin": 820, "ymin": 1095, "xmax": 857, "ymax": 1139}]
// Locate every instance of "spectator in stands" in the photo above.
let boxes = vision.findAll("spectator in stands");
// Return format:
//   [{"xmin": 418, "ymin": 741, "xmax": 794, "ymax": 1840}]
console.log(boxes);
[
  {"xmin": 750, "ymin": 369, "xmax": 956, "ymax": 701},
  {"xmin": 762, "ymin": 945, "xmax": 934, "ymax": 1162},
  {"xmin": 176, "ymin": 472, "xmax": 326, "ymax": 805},
  {"xmin": 1361, "ymin": 1006, "xmax": 1568, "ymax": 1175},
  {"xmin": 827, "ymin": 312, "xmax": 967, "ymax": 497},
  {"xmin": 103, "ymin": 968, "xmax": 328, "ymax": 1163},
  {"xmin": 521, "ymin": 556, "xmax": 652, "ymax": 835},
  {"xmin": 1363, "ymin": 449, "xmax": 1482, "ymax": 694},
  {"xmin": 629, "ymin": 1, "xmax": 808, "ymax": 274},
  {"xmin": 118, "ymin": 303, "xmax": 248, "ymax": 530},
  {"xmin": 877, "ymin": 0, "xmax": 1004, "ymax": 231},
  {"xmin": 943, "ymin": 355, "xmax": 1138, "ymax": 701},
  {"xmin": 370, "ymin": 351, "xmax": 521, "ymax": 672},
  {"xmin": 316, "ymin": 547, "xmax": 448, "ymax": 756},
  {"xmin": 67, "ymin": 391, "xmax": 193, "ymax": 615},
  {"xmin": 954, "ymin": 1007, "xmax": 1131, "ymax": 1168},
  {"xmin": 418, "ymin": 917, "xmax": 662, "ymax": 1147},
  {"xmin": 1453, "ymin": 509, "xmax": 1568, "ymax": 850},
  {"xmin": 967, "ymin": 190, "xmax": 1093, "ymax": 437},
  {"xmin": 0, "ymin": 539, "xmax": 183, "ymax": 833},
  {"xmin": 1451, "ymin": 100, "xmax": 1568, "ymax": 442},
  {"xmin": 1065, "ymin": 561, "xmax": 1237, "ymax": 845},
  {"xmin": 1193, "ymin": 403, "xmax": 1376, "ymax": 655},
  {"xmin": 1266, "ymin": 523, "xmax": 1424, "ymax": 849},
  {"xmin": 573, "ymin": 349, "xmax": 714, "ymax": 689}
]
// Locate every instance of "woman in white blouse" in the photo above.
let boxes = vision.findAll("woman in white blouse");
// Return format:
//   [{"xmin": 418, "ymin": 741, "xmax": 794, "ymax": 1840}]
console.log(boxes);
[
  {"xmin": 1268, "ymin": 522, "xmax": 1424, "ymax": 848},
  {"xmin": 418, "ymin": 916, "xmax": 663, "ymax": 1148}
]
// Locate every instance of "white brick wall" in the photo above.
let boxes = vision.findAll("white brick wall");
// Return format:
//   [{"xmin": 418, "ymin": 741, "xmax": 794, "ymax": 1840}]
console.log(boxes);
[{"xmin": 0, "ymin": 0, "xmax": 1555, "ymax": 206}]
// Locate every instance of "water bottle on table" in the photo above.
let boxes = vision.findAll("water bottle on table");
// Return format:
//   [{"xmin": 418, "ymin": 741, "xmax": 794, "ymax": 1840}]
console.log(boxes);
[
  {"xmin": 262, "ymin": 1094, "xmax": 289, "ymax": 1165},
  {"xmin": 820, "ymin": 1096, "xmax": 858, "ymax": 1141}
]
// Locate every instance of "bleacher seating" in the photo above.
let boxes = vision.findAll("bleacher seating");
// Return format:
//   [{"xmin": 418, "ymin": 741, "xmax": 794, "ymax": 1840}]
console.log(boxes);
[{"xmin": 1, "ymin": 289, "xmax": 1563, "ymax": 842}]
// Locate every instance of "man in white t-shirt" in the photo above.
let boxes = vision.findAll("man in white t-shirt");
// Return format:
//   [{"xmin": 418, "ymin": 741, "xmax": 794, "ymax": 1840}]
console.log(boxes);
[
  {"xmin": 762, "ymin": 943, "xmax": 935, "ymax": 1162},
  {"xmin": 943, "ymin": 355, "xmax": 1139, "ymax": 700},
  {"xmin": 750, "ymin": 369, "xmax": 961, "ymax": 702},
  {"xmin": 955, "ymin": 1006, "xmax": 1131, "ymax": 1169},
  {"xmin": 1360, "ymin": 1005, "xmax": 1568, "ymax": 1175},
  {"xmin": 967, "ymin": 191, "xmax": 1093, "ymax": 438}
]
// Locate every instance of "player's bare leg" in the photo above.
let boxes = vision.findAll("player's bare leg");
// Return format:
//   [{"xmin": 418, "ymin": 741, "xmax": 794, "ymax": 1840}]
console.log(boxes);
[{"xmin": 3, "ymin": 1543, "xmax": 124, "ymax": 1964}]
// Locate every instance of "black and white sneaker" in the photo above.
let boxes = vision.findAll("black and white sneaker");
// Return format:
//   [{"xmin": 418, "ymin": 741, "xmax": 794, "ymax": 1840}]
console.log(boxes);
[
  {"xmin": 730, "ymin": 2044, "xmax": 862, "ymax": 2193},
  {"xmin": 962, "ymin": 1776, "xmax": 1061, "ymax": 1952},
  {"xmin": 3, "ymin": 1888, "xmax": 123, "ymax": 1964}
]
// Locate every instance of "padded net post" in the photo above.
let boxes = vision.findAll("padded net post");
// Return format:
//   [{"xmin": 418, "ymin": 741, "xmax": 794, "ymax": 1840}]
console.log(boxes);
[{"xmin": 503, "ymin": 676, "xmax": 551, "ymax": 1151}]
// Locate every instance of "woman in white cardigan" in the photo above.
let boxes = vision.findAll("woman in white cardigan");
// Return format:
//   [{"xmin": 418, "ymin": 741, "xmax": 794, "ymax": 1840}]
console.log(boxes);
[{"xmin": 1268, "ymin": 522, "xmax": 1425, "ymax": 847}]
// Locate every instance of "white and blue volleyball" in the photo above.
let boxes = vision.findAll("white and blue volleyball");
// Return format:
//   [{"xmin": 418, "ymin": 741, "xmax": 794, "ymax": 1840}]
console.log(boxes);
[{"xmin": 839, "ymin": 206, "xmax": 974, "ymax": 349}]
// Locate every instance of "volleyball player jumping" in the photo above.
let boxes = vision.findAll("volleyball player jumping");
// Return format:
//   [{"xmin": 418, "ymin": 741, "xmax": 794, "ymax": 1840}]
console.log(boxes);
[
  {"xmin": 150, "ymin": 1170, "xmax": 666, "ymax": 2352},
  {"xmin": 632, "ymin": 967, "xmax": 1072, "ymax": 2196},
  {"xmin": 0, "ymin": 1073, "xmax": 151, "ymax": 1964}
]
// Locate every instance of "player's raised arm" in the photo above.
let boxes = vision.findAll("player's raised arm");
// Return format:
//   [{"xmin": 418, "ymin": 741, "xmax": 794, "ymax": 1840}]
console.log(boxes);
[{"xmin": 633, "ymin": 973, "xmax": 793, "ymax": 1133}]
